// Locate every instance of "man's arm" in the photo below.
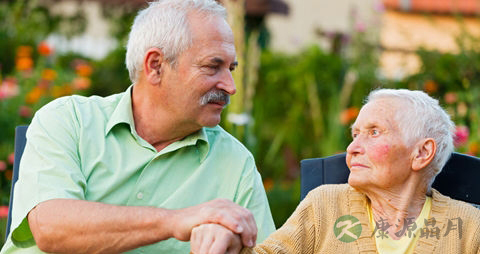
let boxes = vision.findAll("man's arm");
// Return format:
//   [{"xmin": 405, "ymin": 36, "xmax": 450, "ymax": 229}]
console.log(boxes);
[{"xmin": 29, "ymin": 198, "xmax": 256, "ymax": 253}]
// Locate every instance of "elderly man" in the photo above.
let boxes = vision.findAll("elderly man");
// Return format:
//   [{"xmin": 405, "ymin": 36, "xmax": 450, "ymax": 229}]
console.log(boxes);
[
  {"xmin": 191, "ymin": 89, "xmax": 480, "ymax": 254},
  {"xmin": 1, "ymin": 0, "xmax": 275, "ymax": 253}
]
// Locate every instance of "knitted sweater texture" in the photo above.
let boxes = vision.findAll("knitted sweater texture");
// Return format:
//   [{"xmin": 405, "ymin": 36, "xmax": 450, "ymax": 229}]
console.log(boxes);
[{"xmin": 243, "ymin": 184, "xmax": 480, "ymax": 254}]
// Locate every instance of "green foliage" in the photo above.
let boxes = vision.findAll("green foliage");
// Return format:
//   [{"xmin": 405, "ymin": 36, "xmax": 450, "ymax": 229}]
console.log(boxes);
[{"xmin": 397, "ymin": 45, "xmax": 480, "ymax": 155}]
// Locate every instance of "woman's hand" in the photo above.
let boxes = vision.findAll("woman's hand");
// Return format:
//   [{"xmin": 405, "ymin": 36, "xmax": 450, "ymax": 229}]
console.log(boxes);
[{"xmin": 190, "ymin": 223, "xmax": 243, "ymax": 254}]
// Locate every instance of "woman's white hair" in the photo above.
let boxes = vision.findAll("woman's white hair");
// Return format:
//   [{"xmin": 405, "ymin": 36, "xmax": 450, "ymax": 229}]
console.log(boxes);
[
  {"xmin": 366, "ymin": 89, "xmax": 455, "ymax": 181},
  {"xmin": 125, "ymin": 0, "xmax": 227, "ymax": 82}
]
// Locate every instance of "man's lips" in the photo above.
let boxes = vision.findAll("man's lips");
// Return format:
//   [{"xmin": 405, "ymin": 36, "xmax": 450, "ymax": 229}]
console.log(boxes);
[{"xmin": 208, "ymin": 100, "xmax": 226, "ymax": 107}]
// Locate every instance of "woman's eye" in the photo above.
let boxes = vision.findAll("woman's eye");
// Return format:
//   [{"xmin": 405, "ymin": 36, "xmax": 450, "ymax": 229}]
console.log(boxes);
[
  {"xmin": 352, "ymin": 133, "xmax": 358, "ymax": 139},
  {"xmin": 370, "ymin": 129, "xmax": 379, "ymax": 136}
]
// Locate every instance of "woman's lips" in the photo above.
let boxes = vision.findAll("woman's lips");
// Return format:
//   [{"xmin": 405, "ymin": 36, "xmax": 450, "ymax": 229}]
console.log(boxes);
[{"xmin": 350, "ymin": 163, "xmax": 369, "ymax": 169}]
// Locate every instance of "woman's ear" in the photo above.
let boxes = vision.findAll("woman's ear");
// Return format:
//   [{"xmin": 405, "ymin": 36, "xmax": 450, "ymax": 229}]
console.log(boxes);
[
  {"xmin": 143, "ymin": 48, "xmax": 164, "ymax": 85},
  {"xmin": 412, "ymin": 138, "xmax": 436, "ymax": 171}
]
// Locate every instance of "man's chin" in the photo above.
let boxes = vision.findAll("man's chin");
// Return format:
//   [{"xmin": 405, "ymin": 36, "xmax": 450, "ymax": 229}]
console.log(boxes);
[{"xmin": 200, "ymin": 116, "xmax": 222, "ymax": 127}]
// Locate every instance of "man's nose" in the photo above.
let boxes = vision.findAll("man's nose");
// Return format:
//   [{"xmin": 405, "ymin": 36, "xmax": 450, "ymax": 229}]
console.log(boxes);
[{"xmin": 217, "ymin": 69, "xmax": 236, "ymax": 95}]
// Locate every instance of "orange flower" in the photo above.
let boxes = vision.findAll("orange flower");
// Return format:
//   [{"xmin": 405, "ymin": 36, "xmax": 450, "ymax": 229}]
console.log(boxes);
[
  {"xmin": 73, "ymin": 77, "xmax": 91, "ymax": 90},
  {"xmin": 263, "ymin": 178, "xmax": 274, "ymax": 192},
  {"xmin": 26, "ymin": 86, "xmax": 46, "ymax": 104},
  {"xmin": 38, "ymin": 41, "xmax": 53, "ymax": 56},
  {"xmin": 5, "ymin": 170, "xmax": 13, "ymax": 180},
  {"xmin": 51, "ymin": 84, "xmax": 73, "ymax": 98},
  {"xmin": 16, "ymin": 57, "xmax": 33, "ymax": 71},
  {"xmin": 468, "ymin": 142, "xmax": 479, "ymax": 155},
  {"xmin": 340, "ymin": 107, "xmax": 360, "ymax": 125},
  {"xmin": 16, "ymin": 46, "xmax": 33, "ymax": 58},
  {"xmin": 457, "ymin": 102, "xmax": 468, "ymax": 117},
  {"xmin": 424, "ymin": 80, "xmax": 438, "ymax": 94},
  {"xmin": 41, "ymin": 69, "xmax": 57, "ymax": 81},
  {"xmin": 76, "ymin": 64, "xmax": 93, "ymax": 77}
]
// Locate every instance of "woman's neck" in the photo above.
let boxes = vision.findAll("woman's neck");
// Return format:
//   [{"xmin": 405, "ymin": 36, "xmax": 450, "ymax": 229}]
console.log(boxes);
[{"xmin": 365, "ymin": 179, "xmax": 428, "ymax": 239}]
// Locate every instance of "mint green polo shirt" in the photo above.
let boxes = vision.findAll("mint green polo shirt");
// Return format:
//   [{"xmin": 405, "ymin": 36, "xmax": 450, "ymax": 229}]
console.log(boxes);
[{"xmin": 1, "ymin": 86, "xmax": 275, "ymax": 253}]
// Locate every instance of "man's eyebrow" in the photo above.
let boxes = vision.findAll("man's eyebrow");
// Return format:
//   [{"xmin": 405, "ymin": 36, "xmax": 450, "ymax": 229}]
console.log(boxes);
[{"xmin": 208, "ymin": 57, "xmax": 238, "ymax": 67}]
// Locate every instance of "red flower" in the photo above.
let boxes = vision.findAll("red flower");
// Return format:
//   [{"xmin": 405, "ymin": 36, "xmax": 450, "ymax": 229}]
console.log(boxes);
[
  {"xmin": 19, "ymin": 106, "xmax": 32, "ymax": 118},
  {"xmin": 0, "ymin": 206, "xmax": 9, "ymax": 218},
  {"xmin": 8, "ymin": 153, "xmax": 15, "ymax": 165},
  {"xmin": 38, "ymin": 41, "xmax": 53, "ymax": 56}
]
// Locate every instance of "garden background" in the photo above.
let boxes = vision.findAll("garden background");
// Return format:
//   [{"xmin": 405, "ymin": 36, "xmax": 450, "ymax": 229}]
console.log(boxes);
[{"xmin": 1, "ymin": 0, "xmax": 480, "ymax": 247}]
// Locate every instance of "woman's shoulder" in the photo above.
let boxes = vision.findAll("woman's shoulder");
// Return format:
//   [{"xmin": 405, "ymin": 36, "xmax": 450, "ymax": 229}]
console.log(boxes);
[
  {"xmin": 304, "ymin": 184, "xmax": 364, "ymax": 209},
  {"xmin": 306, "ymin": 183, "xmax": 350, "ymax": 198},
  {"xmin": 432, "ymin": 189, "xmax": 480, "ymax": 222}
]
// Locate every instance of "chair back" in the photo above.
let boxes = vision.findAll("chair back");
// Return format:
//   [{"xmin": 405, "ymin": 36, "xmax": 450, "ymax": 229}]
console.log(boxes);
[
  {"xmin": 5, "ymin": 125, "xmax": 28, "ymax": 241},
  {"xmin": 300, "ymin": 152, "xmax": 480, "ymax": 206}
]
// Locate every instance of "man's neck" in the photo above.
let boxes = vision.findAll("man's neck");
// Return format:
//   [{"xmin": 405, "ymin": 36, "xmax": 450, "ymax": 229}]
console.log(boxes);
[{"xmin": 131, "ymin": 83, "xmax": 201, "ymax": 152}]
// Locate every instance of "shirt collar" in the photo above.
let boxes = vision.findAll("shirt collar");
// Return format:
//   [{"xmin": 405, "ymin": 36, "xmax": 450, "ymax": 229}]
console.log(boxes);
[
  {"xmin": 105, "ymin": 85, "xmax": 210, "ymax": 161},
  {"xmin": 105, "ymin": 85, "xmax": 136, "ymax": 136},
  {"xmin": 159, "ymin": 128, "xmax": 210, "ymax": 162}
]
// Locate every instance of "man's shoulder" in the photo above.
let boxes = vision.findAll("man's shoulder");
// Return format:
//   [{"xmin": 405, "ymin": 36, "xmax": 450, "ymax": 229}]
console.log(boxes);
[
  {"xmin": 203, "ymin": 125, "xmax": 253, "ymax": 156},
  {"xmin": 35, "ymin": 92, "xmax": 124, "ymax": 121}
]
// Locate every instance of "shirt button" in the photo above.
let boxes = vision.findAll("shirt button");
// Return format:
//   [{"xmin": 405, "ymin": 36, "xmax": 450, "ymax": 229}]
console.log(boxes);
[{"xmin": 136, "ymin": 192, "xmax": 144, "ymax": 200}]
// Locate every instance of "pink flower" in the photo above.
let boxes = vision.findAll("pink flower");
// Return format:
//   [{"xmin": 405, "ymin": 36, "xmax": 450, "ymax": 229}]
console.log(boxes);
[
  {"xmin": 444, "ymin": 92, "xmax": 457, "ymax": 104},
  {"xmin": 355, "ymin": 21, "xmax": 366, "ymax": 33},
  {"xmin": 0, "ymin": 78, "xmax": 19, "ymax": 99},
  {"xmin": 454, "ymin": 126, "xmax": 469, "ymax": 147},
  {"xmin": 374, "ymin": 1, "xmax": 385, "ymax": 12},
  {"xmin": 0, "ymin": 206, "xmax": 8, "ymax": 218},
  {"xmin": 8, "ymin": 153, "xmax": 15, "ymax": 165},
  {"xmin": 0, "ymin": 161, "xmax": 6, "ymax": 171}
]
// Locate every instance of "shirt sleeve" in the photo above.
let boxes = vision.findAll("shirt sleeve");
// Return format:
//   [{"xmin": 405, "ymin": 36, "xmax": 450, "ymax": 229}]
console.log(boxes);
[
  {"xmin": 9, "ymin": 98, "xmax": 87, "ymax": 247},
  {"xmin": 241, "ymin": 190, "xmax": 317, "ymax": 254},
  {"xmin": 234, "ymin": 155, "xmax": 276, "ymax": 243}
]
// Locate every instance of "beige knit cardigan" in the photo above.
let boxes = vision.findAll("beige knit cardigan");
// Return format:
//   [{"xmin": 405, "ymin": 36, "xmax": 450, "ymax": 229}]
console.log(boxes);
[{"xmin": 242, "ymin": 184, "xmax": 480, "ymax": 254}]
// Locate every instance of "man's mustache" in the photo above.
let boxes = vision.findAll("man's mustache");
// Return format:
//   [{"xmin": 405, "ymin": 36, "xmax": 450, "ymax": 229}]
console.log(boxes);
[{"xmin": 200, "ymin": 89, "xmax": 230, "ymax": 106}]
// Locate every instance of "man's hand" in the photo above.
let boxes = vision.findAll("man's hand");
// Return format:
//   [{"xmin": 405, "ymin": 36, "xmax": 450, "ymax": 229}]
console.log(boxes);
[
  {"xmin": 170, "ymin": 199, "xmax": 257, "ymax": 247},
  {"xmin": 190, "ymin": 223, "xmax": 242, "ymax": 254}
]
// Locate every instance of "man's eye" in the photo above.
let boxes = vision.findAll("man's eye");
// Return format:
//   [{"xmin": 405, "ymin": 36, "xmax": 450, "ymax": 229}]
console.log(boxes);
[
  {"xmin": 352, "ymin": 133, "xmax": 358, "ymax": 139},
  {"xmin": 370, "ymin": 129, "xmax": 379, "ymax": 136}
]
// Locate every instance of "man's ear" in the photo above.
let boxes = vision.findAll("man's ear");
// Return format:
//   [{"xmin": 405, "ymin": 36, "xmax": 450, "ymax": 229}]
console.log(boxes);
[
  {"xmin": 143, "ymin": 48, "xmax": 164, "ymax": 85},
  {"xmin": 412, "ymin": 138, "xmax": 436, "ymax": 171}
]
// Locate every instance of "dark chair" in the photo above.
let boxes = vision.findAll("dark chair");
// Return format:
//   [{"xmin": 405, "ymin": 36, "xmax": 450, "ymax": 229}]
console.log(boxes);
[
  {"xmin": 300, "ymin": 152, "xmax": 480, "ymax": 207},
  {"xmin": 5, "ymin": 125, "xmax": 28, "ymax": 241}
]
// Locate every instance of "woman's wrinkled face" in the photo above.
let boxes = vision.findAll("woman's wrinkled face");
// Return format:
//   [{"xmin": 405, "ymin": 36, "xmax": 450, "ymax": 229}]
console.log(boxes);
[{"xmin": 346, "ymin": 99, "xmax": 414, "ymax": 191}]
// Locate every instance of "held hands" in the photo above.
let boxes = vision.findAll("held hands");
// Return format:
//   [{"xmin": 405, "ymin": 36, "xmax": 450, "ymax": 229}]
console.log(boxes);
[
  {"xmin": 190, "ymin": 224, "xmax": 243, "ymax": 254},
  {"xmin": 170, "ymin": 199, "xmax": 257, "ymax": 248}
]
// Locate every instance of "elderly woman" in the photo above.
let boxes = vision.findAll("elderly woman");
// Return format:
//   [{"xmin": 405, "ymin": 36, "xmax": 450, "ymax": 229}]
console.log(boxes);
[{"xmin": 190, "ymin": 89, "xmax": 480, "ymax": 254}]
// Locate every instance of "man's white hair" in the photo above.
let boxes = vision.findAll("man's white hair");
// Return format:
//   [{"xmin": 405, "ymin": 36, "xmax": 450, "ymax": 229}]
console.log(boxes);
[
  {"xmin": 125, "ymin": 0, "xmax": 227, "ymax": 82},
  {"xmin": 366, "ymin": 89, "xmax": 455, "ymax": 181}
]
